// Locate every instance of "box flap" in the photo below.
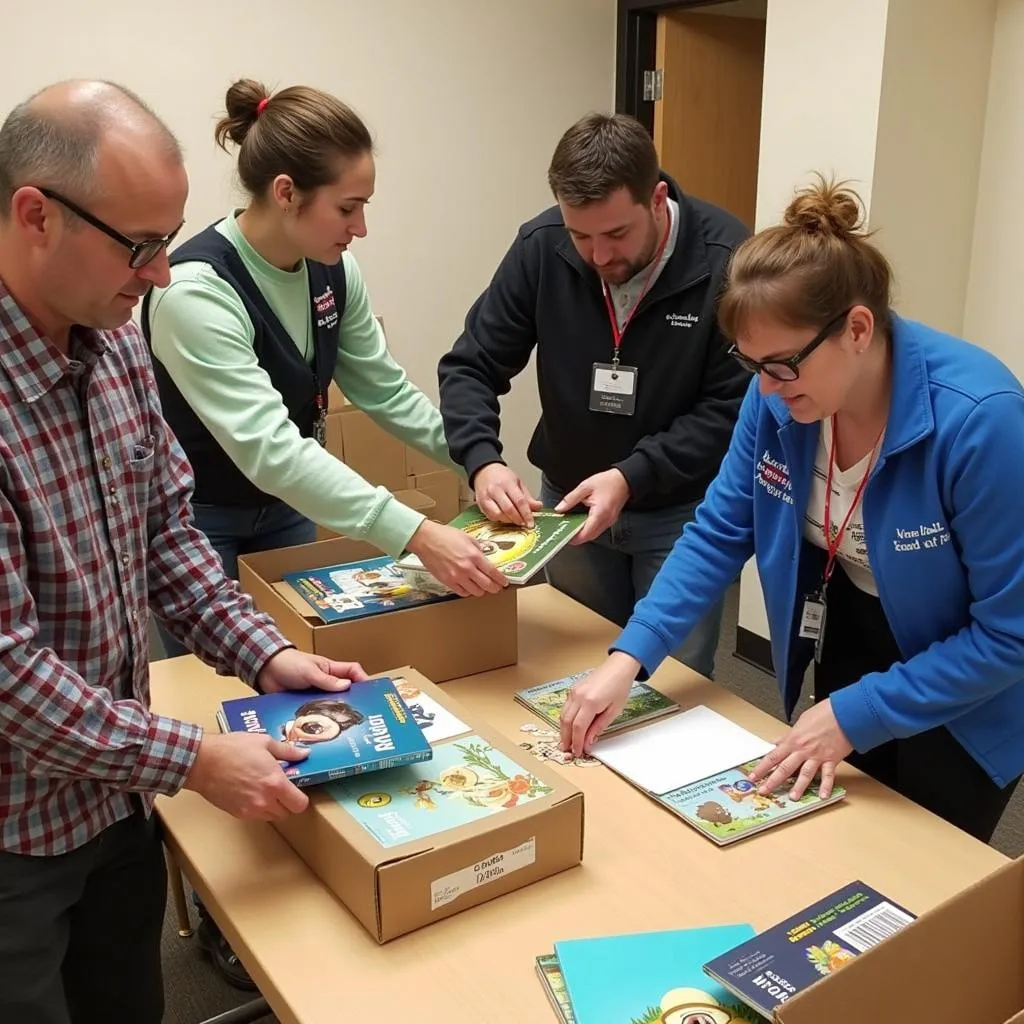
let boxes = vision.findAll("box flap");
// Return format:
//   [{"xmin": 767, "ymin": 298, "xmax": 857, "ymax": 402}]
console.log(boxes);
[{"xmin": 775, "ymin": 857, "xmax": 1024, "ymax": 1024}]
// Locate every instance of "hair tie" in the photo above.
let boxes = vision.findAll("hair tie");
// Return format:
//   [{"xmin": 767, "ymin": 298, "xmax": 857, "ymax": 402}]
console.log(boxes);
[{"xmin": 256, "ymin": 97, "xmax": 270, "ymax": 117}]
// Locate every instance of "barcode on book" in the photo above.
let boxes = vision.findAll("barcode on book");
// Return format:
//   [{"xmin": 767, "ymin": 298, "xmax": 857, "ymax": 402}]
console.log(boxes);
[{"xmin": 832, "ymin": 901, "xmax": 914, "ymax": 953}]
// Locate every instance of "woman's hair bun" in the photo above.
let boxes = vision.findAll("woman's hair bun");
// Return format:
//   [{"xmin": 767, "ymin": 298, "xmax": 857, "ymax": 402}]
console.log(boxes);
[{"xmin": 784, "ymin": 174, "xmax": 864, "ymax": 237}]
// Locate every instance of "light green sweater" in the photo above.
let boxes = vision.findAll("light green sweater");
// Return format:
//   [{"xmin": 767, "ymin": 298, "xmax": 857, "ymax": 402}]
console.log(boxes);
[{"xmin": 147, "ymin": 213, "xmax": 459, "ymax": 556}]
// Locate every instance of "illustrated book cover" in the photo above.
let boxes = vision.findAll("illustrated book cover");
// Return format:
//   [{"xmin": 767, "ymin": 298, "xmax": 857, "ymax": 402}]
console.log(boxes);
[
  {"xmin": 703, "ymin": 881, "xmax": 916, "ymax": 1018},
  {"xmin": 536, "ymin": 953, "xmax": 576, "ymax": 1024},
  {"xmin": 515, "ymin": 670, "xmax": 677, "ymax": 735},
  {"xmin": 215, "ymin": 678, "xmax": 432, "ymax": 788},
  {"xmin": 328, "ymin": 735, "xmax": 554, "ymax": 847},
  {"xmin": 281, "ymin": 555, "xmax": 456, "ymax": 623},
  {"xmin": 554, "ymin": 925, "xmax": 764, "ymax": 1024},
  {"xmin": 396, "ymin": 505, "xmax": 586, "ymax": 588}
]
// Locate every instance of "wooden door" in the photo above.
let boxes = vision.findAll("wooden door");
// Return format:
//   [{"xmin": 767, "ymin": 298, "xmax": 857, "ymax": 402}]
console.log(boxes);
[{"xmin": 654, "ymin": 10, "xmax": 766, "ymax": 227}]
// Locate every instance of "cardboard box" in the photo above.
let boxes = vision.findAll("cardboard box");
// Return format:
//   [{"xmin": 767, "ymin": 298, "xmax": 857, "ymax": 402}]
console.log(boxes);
[
  {"xmin": 326, "ymin": 381, "xmax": 349, "ymax": 414},
  {"xmin": 339, "ymin": 409, "xmax": 409, "ymax": 492},
  {"xmin": 272, "ymin": 666, "xmax": 584, "ymax": 943},
  {"xmin": 314, "ymin": 488, "xmax": 437, "ymax": 543},
  {"xmin": 773, "ymin": 856, "xmax": 1024, "ymax": 1023},
  {"xmin": 406, "ymin": 446, "xmax": 447, "ymax": 477},
  {"xmin": 238, "ymin": 536, "xmax": 518, "ymax": 682},
  {"xmin": 410, "ymin": 469, "xmax": 461, "ymax": 524}
]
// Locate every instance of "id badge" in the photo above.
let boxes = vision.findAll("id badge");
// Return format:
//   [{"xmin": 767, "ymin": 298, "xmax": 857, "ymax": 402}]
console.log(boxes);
[
  {"xmin": 799, "ymin": 591, "xmax": 828, "ymax": 662},
  {"xmin": 589, "ymin": 362, "xmax": 638, "ymax": 416},
  {"xmin": 314, "ymin": 408, "xmax": 328, "ymax": 447}
]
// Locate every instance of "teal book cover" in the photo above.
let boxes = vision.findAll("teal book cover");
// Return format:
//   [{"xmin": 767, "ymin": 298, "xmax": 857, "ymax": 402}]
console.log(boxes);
[
  {"xmin": 328, "ymin": 735, "xmax": 554, "ymax": 847},
  {"xmin": 555, "ymin": 925, "xmax": 765, "ymax": 1024}
]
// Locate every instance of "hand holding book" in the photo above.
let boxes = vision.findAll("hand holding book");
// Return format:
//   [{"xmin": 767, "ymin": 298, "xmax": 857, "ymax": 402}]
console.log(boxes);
[
  {"xmin": 405, "ymin": 518, "xmax": 508, "ymax": 597},
  {"xmin": 558, "ymin": 651, "xmax": 641, "ymax": 757}
]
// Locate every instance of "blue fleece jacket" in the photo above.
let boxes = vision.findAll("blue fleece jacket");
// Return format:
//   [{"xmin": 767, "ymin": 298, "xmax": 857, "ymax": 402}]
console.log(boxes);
[{"xmin": 614, "ymin": 316, "xmax": 1024, "ymax": 788}]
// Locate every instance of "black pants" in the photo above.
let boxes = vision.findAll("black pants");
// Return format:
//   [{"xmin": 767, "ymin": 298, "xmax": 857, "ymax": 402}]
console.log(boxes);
[
  {"xmin": 0, "ymin": 807, "xmax": 166, "ymax": 1024},
  {"xmin": 814, "ymin": 562, "xmax": 1019, "ymax": 843}
]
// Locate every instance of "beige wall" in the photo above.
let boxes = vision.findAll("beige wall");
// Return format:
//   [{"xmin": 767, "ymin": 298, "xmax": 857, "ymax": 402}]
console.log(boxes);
[
  {"xmin": 1, "ymin": 0, "xmax": 617, "ymax": 491},
  {"xmin": 871, "ymin": 0, "xmax": 996, "ymax": 334},
  {"xmin": 964, "ymin": 0, "xmax": 1024, "ymax": 377}
]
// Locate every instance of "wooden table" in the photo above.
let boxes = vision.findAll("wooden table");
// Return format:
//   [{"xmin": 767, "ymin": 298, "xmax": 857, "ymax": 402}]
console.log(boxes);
[{"xmin": 152, "ymin": 585, "xmax": 1006, "ymax": 1024}]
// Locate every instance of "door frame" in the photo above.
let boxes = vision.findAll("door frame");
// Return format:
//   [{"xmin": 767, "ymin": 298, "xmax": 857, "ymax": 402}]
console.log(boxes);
[{"xmin": 615, "ymin": 0, "xmax": 745, "ymax": 133}]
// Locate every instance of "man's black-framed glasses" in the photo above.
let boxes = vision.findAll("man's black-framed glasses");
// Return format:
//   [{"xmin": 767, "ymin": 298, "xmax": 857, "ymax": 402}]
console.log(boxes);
[
  {"xmin": 727, "ymin": 307, "xmax": 853, "ymax": 382},
  {"xmin": 38, "ymin": 187, "xmax": 182, "ymax": 269}
]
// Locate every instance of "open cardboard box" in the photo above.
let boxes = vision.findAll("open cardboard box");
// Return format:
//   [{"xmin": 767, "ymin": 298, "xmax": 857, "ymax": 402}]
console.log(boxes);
[
  {"xmin": 272, "ymin": 666, "xmax": 584, "ymax": 942},
  {"xmin": 774, "ymin": 856, "xmax": 1024, "ymax": 1023},
  {"xmin": 238, "ymin": 536, "xmax": 518, "ymax": 682}
]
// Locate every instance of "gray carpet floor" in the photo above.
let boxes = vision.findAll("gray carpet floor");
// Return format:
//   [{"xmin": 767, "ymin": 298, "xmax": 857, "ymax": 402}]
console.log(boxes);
[{"xmin": 160, "ymin": 583, "xmax": 1024, "ymax": 1023}]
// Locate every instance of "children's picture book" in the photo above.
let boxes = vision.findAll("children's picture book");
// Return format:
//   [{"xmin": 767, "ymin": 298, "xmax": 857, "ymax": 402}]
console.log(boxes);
[
  {"xmin": 536, "ymin": 954, "xmax": 576, "ymax": 1024},
  {"xmin": 554, "ymin": 925, "xmax": 763, "ymax": 1024},
  {"xmin": 281, "ymin": 555, "xmax": 456, "ymax": 623},
  {"xmin": 390, "ymin": 673, "xmax": 471, "ymax": 745},
  {"xmin": 328, "ymin": 735, "xmax": 554, "ymax": 847},
  {"xmin": 515, "ymin": 670, "xmax": 677, "ymax": 735},
  {"xmin": 658, "ymin": 760, "xmax": 846, "ymax": 846},
  {"xmin": 703, "ymin": 881, "xmax": 916, "ymax": 1019},
  {"xmin": 216, "ymin": 678, "xmax": 432, "ymax": 788},
  {"xmin": 396, "ymin": 505, "xmax": 586, "ymax": 588}
]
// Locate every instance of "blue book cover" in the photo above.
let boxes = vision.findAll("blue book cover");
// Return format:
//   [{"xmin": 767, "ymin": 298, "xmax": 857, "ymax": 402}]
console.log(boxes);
[
  {"xmin": 554, "ymin": 925, "xmax": 763, "ymax": 1024},
  {"xmin": 328, "ymin": 736, "xmax": 554, "ymax": 847},
  {"xmin": 703, "ymin": 881, "xmax": 916, "ymax": 1018},
  {"xmin": 281, "ymin": 555, "xmax": 457, "ymax": 623},
  {"xmin": 216, "ymin": 678, "xmax": 433, "ymax": 788}
]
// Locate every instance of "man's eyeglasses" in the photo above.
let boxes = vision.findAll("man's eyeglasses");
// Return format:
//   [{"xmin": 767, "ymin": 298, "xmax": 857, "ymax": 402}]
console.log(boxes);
[
  {"xmin": 38, "ymin": 187, "xmax": 182, "ymax": 269},
  {"xmin": 727, "ymin": 308, "xmax": 853, "ymax": 382}
]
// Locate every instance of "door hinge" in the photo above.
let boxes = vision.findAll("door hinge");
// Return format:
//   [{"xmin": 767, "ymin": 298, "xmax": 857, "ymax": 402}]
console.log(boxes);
[{"xmin": 642, "ymin": 69, "xmax": 664, "ymax": 102}]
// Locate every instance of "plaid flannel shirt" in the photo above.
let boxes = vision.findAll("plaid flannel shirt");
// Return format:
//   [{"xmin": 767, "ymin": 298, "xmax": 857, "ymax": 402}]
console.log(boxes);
[{"xmin": 0, "ymin": 281, "xmax": 290, "ymax": 855}]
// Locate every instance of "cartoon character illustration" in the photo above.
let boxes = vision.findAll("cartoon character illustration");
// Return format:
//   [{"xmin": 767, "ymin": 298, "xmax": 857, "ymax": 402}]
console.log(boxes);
[
  {"xmin": 404, "ymin": 779, "xmax": 438, "ymax": 811},
  {"xmin": 405, "ymin": 702, "xmax": 436, "ymax": 731},
  {"xmin": 280, "ymin": 698, "xmax": 365, "ymax": 746},
  {"xmin": 658, "ymin": 987, "xmax": 736, "ymax": 1023},
  {"xmin": 392, "ymin": 677, "xmax": 421, "ymax": 702},
  {"xmin": 806, "ymin": 940, "xmax": 856, "ymax": 976},
  {"xmin": 696, "ymin": 801, "xmax": 733, "ymax": 826},
  {"xmin": 718, "ymin": 778, "xmax": 787, "ymax": 812},
  {"xmin": 462, "ymin": 518, "xmax": 538, "ymax": 566}
]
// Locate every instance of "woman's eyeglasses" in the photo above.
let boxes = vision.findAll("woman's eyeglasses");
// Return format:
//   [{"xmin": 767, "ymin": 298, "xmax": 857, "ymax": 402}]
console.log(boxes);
[
  {"xmin": 38, "ymin": 187, "xmax": 182, "ymax": 270},
  {"xmin": 727, "ymin": 308, "xmax": 853, "ymax": 381}
]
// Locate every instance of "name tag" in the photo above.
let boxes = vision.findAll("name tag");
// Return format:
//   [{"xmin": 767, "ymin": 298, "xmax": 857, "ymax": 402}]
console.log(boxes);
[
  {"xmin": 799, "ymin": 592, "xmax": 828, "ymax": 662},
  {"xmin": 589, "ymin": 362, "xmax": 638, "ymax": 416}
]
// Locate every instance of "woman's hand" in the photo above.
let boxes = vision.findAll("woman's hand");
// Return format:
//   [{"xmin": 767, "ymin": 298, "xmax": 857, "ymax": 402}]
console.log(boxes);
[{"xmin": 559, "ymin": 652, "xmax": 641, "ymax": 757}]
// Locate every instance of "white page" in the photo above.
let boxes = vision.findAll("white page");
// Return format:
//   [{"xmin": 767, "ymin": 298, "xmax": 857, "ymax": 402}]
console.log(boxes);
[{"xmin": 592, "ymin": 705, "xmax": 774, "ymax": 795}]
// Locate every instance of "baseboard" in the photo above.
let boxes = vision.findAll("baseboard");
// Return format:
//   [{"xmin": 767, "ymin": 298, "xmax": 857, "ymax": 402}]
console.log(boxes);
[{"xmin": 734, "ymin": 626, "xmax": 774, "ymax": 675}]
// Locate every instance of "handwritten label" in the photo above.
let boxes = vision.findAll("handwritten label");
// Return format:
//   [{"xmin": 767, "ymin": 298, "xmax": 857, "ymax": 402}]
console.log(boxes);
[{"xmin": 430, "ymin": 837, "xmax": 536, "ymax": 910}]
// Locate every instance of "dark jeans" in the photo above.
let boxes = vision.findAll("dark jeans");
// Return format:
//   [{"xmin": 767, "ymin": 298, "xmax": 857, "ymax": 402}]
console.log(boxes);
[
  {"xmin": 157, "ymin": 499, "xmax": 316, "ymax": 659},
  {"xmin": 0, "ymin": 809, "xmax": 166, "ymax": 1024},
  {"xmin": 815, "ymin": 562, "xmax": 1019, "ymax": 842},
  {"xmin": 540, "ymin": 478, "xmax": 723, "ymax": 678}
]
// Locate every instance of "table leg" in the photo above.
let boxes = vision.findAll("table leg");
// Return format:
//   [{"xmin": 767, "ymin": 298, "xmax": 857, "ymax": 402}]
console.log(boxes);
[{"xmin": 164, "ymin": 844, "xmax": 194, "ymax": 938}]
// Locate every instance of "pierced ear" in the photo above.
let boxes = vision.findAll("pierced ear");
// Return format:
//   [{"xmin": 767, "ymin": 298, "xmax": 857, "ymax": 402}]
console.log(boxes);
[
  {"xmin": 271, "ymin": 174, "xmax": 297, "ymax": 211},
  {"xmin": 848, "ymin": 305, "xmax": 875, "ymax": 348}
]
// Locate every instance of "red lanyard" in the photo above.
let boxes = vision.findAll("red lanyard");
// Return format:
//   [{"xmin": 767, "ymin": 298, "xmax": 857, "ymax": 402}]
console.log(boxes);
[
  {"xmin": 822, "ymin": 416, "xmax": 882, "ymax": 585},
  {"xmin": 600, "ymin": 215, "xmax": 672, "ymax": 366}
]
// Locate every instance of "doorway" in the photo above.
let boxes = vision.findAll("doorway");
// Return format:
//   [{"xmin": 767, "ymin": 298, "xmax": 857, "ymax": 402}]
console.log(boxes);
[{"xmin": 616, "ymin": 0, "xmax": 767, "ymax": 228}]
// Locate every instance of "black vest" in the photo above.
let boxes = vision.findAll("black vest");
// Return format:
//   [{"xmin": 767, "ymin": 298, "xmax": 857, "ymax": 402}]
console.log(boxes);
[{"xmin": 142, "ymin": 223, "xmax": 346, "ymax": 506}]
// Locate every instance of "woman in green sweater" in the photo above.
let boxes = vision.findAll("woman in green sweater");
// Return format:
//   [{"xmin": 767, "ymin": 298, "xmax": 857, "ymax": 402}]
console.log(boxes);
[{"xmin": 145, "ymin": 79, "xmax": 505, "ymax": 663}]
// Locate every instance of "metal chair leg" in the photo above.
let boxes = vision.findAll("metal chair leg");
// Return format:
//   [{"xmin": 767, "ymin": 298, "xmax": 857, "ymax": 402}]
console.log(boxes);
[{"xmin": 197, "ymin": 998, "xmax": 271, "ymax": 1024}]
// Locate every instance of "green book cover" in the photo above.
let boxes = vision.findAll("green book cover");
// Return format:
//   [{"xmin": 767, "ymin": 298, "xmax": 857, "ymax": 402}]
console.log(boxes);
[
  {"xmin": 515, "ymin": 671, "xmax": 678, "ymax": 734},
  {"xmin": 397, "ymin": 506, "xmax": 586, "ymax": 587},
  {"xmin": 536, "ymin": 953, "xmax": 576, "ymax": 1024}
]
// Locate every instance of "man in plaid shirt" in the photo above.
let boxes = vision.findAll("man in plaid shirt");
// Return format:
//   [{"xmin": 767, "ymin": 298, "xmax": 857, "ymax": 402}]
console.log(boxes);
[{"xmin": 0, "ymin": 81, "xmax": 370, "ymax": 1024}]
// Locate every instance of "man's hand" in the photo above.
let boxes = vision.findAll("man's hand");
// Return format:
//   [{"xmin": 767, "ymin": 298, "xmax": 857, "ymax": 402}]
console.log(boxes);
[
  {"xmin": 257, "ymin": 648, "xmax": 368, "ymax": 695},
  {"xmin": 747, "ymin": 698, "xmax": 854, "ymax": 800},
  {"xmin": 555, "ymin": 469, "xmax": 630, "ymax": 544},
  {"xmin": 406, "ymin": 519, "xmax": 508, "ymax": 598},
  {"xmin": 473, "ymin": 463, "xmax": 543, "ymax": 528},
  {"xmin": 184, "ymin": 732, "xmax": 311, "ymax": 821}
]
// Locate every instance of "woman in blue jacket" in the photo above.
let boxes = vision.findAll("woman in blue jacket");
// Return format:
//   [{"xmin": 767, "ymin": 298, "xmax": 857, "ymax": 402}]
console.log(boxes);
[{"xmin": 559, "ymin": 177, "xmax": 1024, "ymax": 841}]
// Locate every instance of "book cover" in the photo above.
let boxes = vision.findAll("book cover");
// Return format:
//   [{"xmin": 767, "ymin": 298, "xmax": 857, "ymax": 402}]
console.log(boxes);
[
  {"xmin": 554, "ymin": 925, "xmax": 763, "ymax": 1024},
  {"xmin": 657, "ymin": 759, "xmax": 846, "ymax": 846},
  {"xmin": 703, "ymin": 881, "xmax": 916, "ymax": 1019},
  {"xmin": 536, "ymin": 954, "xmax": 576, "ymax": 1024},
  {"xmin": 281, "ymin": 555, "xmax": 456, "ymax": 623},
  {"xmin": 328, "ymin": 735, "xmax": 554, "ymax": 847},
  {"xmin": 515, "ymin": 671, "xmax": 677, "ymax": 734},
  {"xmin": 217, "ymin": 679, "xmax": 432, "ymax": 788},
  {"xmin": 391, "ymin": 674, "xmax": 472, "ymax": 745},
  {"xmin": 397, "ymin": 506, "xmax": 586, "ymax": 587}
]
